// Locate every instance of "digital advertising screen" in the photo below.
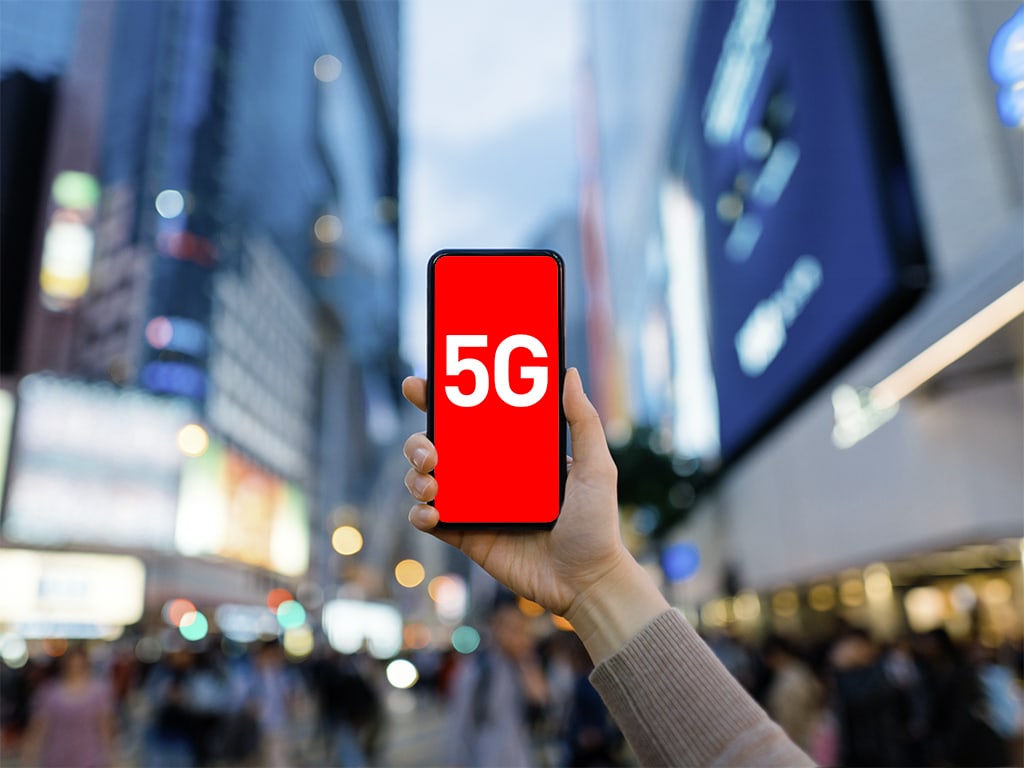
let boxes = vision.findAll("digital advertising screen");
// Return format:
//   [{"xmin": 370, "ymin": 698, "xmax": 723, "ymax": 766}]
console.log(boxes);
[
  {"xmin": 0, "ymin": 549, "xmax": 146, "ymax": 639},
  {"xmin": 3, "ymin": 375, "xmax": 193, "ymax": 551},
  {"xmin": 175, "ymin": 435, "xmax": 310, "ymax": 576},
  {"xmin": 669, "ymin": 0, "xmax": 928, "ymax": 466}
]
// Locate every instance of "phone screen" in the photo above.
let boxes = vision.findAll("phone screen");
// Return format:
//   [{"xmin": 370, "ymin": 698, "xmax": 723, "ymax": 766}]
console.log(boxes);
[{"xmin": 428, "ymin": 250, "xmax": 565, "ymax": 527}]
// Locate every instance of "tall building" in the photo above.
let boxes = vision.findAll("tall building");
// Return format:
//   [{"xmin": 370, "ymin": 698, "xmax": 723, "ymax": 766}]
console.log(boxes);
[
  {"xmin": 586, "ymin": 0, "xmax": 1022, "ymax": 643},
  {"xmin": 0, "ymin": 0, "xmax": 401, "ymax": 634},
  {"xmin": 580, "ymin": 1, "xmax": 695, "ymax": 426}
]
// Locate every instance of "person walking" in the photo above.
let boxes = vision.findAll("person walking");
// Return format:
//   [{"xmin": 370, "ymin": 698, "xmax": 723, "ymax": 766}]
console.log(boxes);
[
  {"xmin": 251, "ymin": 639, "xmax": 300, "ymax": 768},
  {"xmin": 445, "ymin": 593, "xmax": 550, "ymax": 767},
  {"xmin": 761, "ymin": 635, "xmax": 823, "ymax": 754},
  {"xmin": 20, "ymin": 644, "xmax": 118, "ymax": 768}
]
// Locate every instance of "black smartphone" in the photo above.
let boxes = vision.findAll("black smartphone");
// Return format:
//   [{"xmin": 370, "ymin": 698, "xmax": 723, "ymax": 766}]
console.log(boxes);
[{"xmin": 427, "ymin": 249, "xmax": 566, "ymax": 527}]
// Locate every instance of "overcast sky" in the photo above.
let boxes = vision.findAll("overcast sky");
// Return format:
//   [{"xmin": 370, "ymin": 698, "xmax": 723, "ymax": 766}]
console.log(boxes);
[{"xmin": 399, "ymin": 0, "xmax": 582, "ymax": 372}]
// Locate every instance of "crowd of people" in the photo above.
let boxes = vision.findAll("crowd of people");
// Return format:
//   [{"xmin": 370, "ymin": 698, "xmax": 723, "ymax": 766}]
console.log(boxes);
[
  {"xmin": 0, "ymin": 616, "xmax": 1020, "ymax": 768},
  {"xmin": 433, "ymin": 600, "xmax": 1024, "ymax": 768},
  {"xmin": 1, "ymin": 636, "xmax": 391, "ymax": 768},
  {"xmin": 708, "ymin": 623, "xmax": 1023, "ymax": 767},
  {"xmin": 0, "ymin": 622, "xmax": 627, "ymax": 768}
]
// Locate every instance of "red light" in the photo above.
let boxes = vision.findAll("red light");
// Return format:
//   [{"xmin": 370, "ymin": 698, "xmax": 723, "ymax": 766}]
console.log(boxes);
[
  {"xmin": 266, "ymin": 588, "xmax": 293, "ymax": 611},
  {"xmin": 156, "ymin": 230, "xmax": 218, "ymax": 268},
  {"xmin": 163, "ymin": 598, "xmax": 197, "ymax": 627}
]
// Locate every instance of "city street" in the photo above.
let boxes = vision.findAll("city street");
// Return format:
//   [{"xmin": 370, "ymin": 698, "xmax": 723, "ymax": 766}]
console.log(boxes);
[
  {"xmin": 1, "ymin": 1, "xmax": 1022, "ymax": 766},
  {"xmin": 378, "ymin": 692, "xmax": 448, "ymax": 768}
]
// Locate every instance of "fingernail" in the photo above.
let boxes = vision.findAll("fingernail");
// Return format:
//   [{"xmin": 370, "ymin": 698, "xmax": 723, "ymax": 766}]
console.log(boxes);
[
  {"xmin": 412, "ymin": 475, "xmax": 430, "ymax": 496},
  {"xmin": 408, "ymin": 504, "xmax": 434, "ymax": 529},
  {"xmin": 413, "ymin": 448, "xmax": 429, "ymax": 469}
]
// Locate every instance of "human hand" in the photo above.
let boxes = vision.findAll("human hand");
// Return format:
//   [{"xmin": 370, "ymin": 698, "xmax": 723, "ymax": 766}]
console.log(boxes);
[{"xmin": 401, "ymin": 368, "xmax": 631, "ymax": 618}]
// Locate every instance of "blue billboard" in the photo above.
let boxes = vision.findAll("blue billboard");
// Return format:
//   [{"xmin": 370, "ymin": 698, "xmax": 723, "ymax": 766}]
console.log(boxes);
[{"xmin": 673, "ymin": 0, "xmax": 928, "ymax": 465}]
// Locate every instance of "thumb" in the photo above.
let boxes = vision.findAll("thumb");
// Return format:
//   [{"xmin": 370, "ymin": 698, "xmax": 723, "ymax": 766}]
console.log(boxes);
[{"xmin": 563, "ymin": 368, "xmax": 616, "ymax": 477}]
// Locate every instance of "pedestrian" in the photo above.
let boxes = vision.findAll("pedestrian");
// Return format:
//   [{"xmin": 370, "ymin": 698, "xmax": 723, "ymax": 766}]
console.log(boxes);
[
  {"xmin": 185, "ymin": 645, "xmax": 233, "ymax": 765},
  {"xmin": 310, "ymin": 648, "xmax": 379, "ymax": 766},
  {"xmin": 761, "ymin": 634, "xmax": 823, "ymax": 755},
  {"xmin": 560, "ymin": 632, "xmax": 625, "ymax": 767},
  {"xmin": 918, "ymin": 628, "xmax": 1009, "ymax": 767},
  {"xmin": 251, "ymin": 639, "xmax": 301, "ymax": 768},
  {"xmin": 20, "ymin": 643, "xmax": 118, "ymax": 768},
  {"xmin": 973, "ymin": 640, "xmax": 1024, "ymax": 763},
  {"xmin": 445, "ymin": 592, "xmax": 550, "ymax": 767},
  {"xmin": 141, "ymin": 647, "xmax": 197, "ymax": 768},
  {"xmin": 882, "ymin": 636, "xmax": 929, "ymax": 765},
  {"xmin": 829, "ymin": 627, "xmax": 910, "ymax": 766}
]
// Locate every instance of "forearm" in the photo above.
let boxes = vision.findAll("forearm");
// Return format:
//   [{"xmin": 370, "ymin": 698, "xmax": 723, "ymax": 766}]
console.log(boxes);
[
  {"xmin": 564, "ymin": 551, "xmax": 811, "ymax": 766},
  {"xmin": 564, "ymin": 552, "xmax": 671, "ymax": 666},
  {"xmin": 589, "ymin": 610, "xmax": 814, "ymax": 767}
]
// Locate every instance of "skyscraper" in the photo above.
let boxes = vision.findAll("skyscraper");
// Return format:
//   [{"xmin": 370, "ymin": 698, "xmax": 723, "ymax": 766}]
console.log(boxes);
[{"xmin": 2, "ymin": 0, "xmax": 401, "ymax": 615}]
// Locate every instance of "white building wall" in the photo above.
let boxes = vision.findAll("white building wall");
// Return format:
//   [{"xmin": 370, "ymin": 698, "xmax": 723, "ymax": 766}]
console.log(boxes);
[{"xmin": 673, "ymin": 0, "xmax": 1024, "ymax": 598}]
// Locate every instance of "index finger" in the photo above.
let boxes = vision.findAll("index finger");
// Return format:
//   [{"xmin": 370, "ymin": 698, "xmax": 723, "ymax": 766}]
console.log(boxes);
[{"xmin": 402, "ymin": 376, "xmax": 427, "ymax": 413}]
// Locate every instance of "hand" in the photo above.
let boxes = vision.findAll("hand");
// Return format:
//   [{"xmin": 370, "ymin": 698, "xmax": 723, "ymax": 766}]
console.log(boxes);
[{"xmin": 401, "ymin": 368, "xmax": 630, "ymax": 618}]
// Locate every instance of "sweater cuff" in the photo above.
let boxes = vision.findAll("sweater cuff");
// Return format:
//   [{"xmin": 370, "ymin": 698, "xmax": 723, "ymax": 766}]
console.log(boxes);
[{"xmin": 590, "ymin": 609, "xmax": 813, "ymax": 767}]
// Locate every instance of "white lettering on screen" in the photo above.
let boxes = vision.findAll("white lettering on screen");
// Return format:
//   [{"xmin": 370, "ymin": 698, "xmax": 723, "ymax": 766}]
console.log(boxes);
[
  {"xmin": 703, "ymin": 0, "xmax": 777, "ymax": 147},
  {"xmin": 734, "ymin": 255, "xmax": 823, "ymax": 377},
  {"xmin": 445, "ymin": 334, "xmax": 548, "ymax": 407}
]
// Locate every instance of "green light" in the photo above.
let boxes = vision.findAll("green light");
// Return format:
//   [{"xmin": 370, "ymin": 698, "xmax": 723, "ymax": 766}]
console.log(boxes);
[
  {"xmin": 276, "ymin": 600, "xmax": 306, "ymax": 630},
  {"xmin": 51, "ymin": 171, "xmax": 100, "ymax": 210},
  {"xmin": 451, "ymin": 625, "xmax": 480, "ymax": 654},
  {"xmin": 179, "ymin": 611, "xmax": 209, "ymax": 642}
]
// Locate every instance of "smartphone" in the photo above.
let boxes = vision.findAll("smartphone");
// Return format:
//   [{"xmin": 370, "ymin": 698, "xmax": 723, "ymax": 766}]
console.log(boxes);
[{"xmin": 427, "ymin": 249, "xmax": 566, "ymax": 527}]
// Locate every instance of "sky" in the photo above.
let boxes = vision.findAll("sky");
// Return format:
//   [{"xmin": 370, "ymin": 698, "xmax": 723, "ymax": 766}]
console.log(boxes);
[
  {"xmin": 399, "ymin": 0, "xmax": 582, "ymax": 372},
  {"xmin": 0, "ymin": 0, "xmax": 80, "ymax": 78}
]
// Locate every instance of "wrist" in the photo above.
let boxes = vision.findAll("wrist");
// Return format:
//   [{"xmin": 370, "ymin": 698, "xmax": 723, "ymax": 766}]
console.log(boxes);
[{"xmin": 564, "ymin": 550, "xmax": 670, "ymax": 665}]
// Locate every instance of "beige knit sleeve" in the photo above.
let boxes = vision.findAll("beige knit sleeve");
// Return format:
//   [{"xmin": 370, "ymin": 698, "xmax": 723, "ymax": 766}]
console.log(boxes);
[{"xmin": 589, "ymin": 610, "xmax": 815, "ymax": 767}]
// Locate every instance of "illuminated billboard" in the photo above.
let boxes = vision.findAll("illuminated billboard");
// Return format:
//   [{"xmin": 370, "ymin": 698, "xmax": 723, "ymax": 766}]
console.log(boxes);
[
  {"xmin": 669, "ymin": 0, "xmax": 928, "ymax": 465},
  {"xmin": 175, "ymin": 436, "xmax": 309, "ymax": 576},
  {"xmin": 3, "ymin": 375, "xmax": 194, "ymax": 550},
  {"xmin": 322, "ymin": 599, "xmax": 402, "ymax": 659},
  {"xmin": 0, "ymin": 549, "xmax": 146, "ymax": 638}
]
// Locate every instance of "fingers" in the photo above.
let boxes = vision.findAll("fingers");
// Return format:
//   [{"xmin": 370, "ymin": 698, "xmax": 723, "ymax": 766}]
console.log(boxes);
[
  {"xmin": 402, "ymin": 376, "xmax": 427, "ymax": 413},
  {"xmin": 403, "ymin": 432, "xmax": 436, "ymax": 473},
  {"xmin": 403, "ymin": 425, "xmax": 441, "ymax": 531},
  {"xmin": 409, "ymin": 503, "xmax": 440, "ymax": 532},
  {"xmin": 404, "ymin": 467, "xmax": 437, "ymax": 502},
  {"xmin": 563, "ymin": 368, "xmax": 616, "ymax": 476}
]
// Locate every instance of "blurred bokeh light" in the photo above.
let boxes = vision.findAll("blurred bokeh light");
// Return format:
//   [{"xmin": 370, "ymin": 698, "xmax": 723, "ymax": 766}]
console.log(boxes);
[
  {"xmin": 394, "ymin": 558, "xmax": 425, "ymax": 589},
  {"xmin": 331, "ymin": 524, "xmax": 363, "ymax": 555}
]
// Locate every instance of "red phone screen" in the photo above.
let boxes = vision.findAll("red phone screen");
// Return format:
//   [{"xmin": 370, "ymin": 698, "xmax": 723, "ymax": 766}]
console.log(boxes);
[{"xmin": 428, "ymin": 250, "xmax": 565, "ymax": 526}]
